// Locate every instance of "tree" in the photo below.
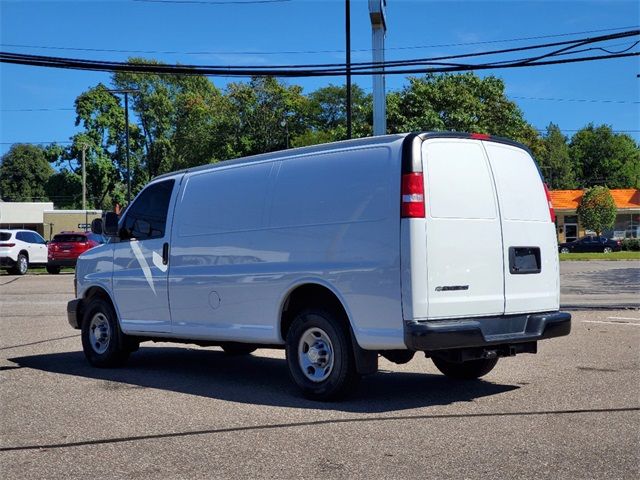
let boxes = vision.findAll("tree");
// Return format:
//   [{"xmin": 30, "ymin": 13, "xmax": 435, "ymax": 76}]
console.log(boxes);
[
  {"xmin": 113, "ymin": 59, "xmax": 233, "ymax": 177},
  {"xmin": 387, "ymin": 73, "xmax": 534, "ymax": 143},
  {"xmin": 0, "ymin": 144, "xmax": 53, "ymax": 202},
  {"xmin": 45, "ymin": 170, "xmax": 82, "ymax": 209},
  {"xmin": 303, "ymin": 84, "xmax": 372, "ymax": 143},
  {"xmin": 539, "ymin": 123, "xmax": 577, "ymax": 189},
  {"xmin": 225, "ymin": 76, "xmax": 311, "ymax": 157},
  {"xmin": 570, "ymin": 124, "xmax": 640, "ymax": 188},
  {"xmin": 577, "ymin": 186, "xmax": 617, "ymax": 236},
  {"xmin": 47, "ymin": 84, "xmax": 142, "ymax": 209}
]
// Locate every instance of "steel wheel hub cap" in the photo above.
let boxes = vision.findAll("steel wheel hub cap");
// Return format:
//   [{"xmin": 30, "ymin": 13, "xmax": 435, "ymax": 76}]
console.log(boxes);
[
  {"xmin": 89, "ymin": 313, "xmax": 111, "ymax": 354},
  {"xmin": 298, "ymin": 327, "xmax": 334, "ymax": 383}
]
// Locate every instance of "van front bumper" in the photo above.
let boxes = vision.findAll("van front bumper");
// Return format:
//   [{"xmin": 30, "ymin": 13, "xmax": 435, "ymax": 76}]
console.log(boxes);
[{"xmin": 404, "ymin": 311, "xmax": 571, "ymax": 352}]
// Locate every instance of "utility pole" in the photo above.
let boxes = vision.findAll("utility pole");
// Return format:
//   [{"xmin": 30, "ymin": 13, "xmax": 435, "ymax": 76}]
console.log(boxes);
[
  {"xmin": 81, "ymin": 144, "xmax": 87, "ymax": 211},
  {"xmin": 369, "ymin": 0, "xmax": 387, "ymax": 136},
  {"xmin": 106, "ymin": 89, "xmax": 139, "ymax": 206},
  {"xmin": 345, "ymin": 0, "xmax": 352, "ymax": 139},
  {"xmin": 124, "ymin": 91, "xmax": 131, "ymax": 204}
]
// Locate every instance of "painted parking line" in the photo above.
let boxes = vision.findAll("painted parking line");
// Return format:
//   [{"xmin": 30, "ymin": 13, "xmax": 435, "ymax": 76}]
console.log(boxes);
[
  {"xmin": 583, "ymin": 320, "xmax": 640, "ymax": 327},
  {"xmin": 607, "ymin": 316, "xmax": 640, "ymax": 322}
]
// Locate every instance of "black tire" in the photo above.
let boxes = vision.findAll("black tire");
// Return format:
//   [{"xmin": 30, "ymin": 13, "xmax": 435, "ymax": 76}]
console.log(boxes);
[
  {"xmin": 285, "ymin": 308, "xmax": 360, "ymax": 401},
  {"xmin": 81, "ymin": 297, "xmax": 131, "ymax": 368},
  {"xmin": 10, "ymin": 253, "xmax": 28, "ymax": 275},
  {"xmin": 221, "ymin": 343, "xmax": 257, "ymax": 356},
  {"xmin": 46, "ymin": 265, "xmax": 61, "ymax": 274},
  {"xmin": 559, "ymin": 247, "xmax": 570, "ymax": 254},
  {"xmin": 603, "ymin": 247, "xmax": 613, "ymax": 254},
  {"xmin": 432, "ymin": 356, "xmax": 498, "ymax": 380}
]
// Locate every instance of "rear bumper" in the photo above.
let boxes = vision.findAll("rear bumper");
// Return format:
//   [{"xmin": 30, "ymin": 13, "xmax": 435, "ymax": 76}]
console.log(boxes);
[
  {"xmin": 0, "ymin": 256, "xmax": 16, "ymax": 268},
  {"xmin": 67, "ymin": 299, "xmax": 81, "ymax": 329},
  {"xmin": 48, "ymin": 258, "xmax": 78, "ymax": 268},
  {"xmin": 404, "ymin": 311, "xmax": 571, "ymax": 352}
]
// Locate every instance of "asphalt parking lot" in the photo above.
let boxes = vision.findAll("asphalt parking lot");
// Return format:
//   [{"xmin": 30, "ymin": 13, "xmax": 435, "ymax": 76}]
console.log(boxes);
[{"xmin": 1, "ymin": 268, "xmax": 638, "ymax": 479}]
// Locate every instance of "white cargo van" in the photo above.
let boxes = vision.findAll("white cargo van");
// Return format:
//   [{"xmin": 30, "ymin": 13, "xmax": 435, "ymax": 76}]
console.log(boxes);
[{"xmin": 68, "ymin": 132, "xmax": 570, "ymax": 400}]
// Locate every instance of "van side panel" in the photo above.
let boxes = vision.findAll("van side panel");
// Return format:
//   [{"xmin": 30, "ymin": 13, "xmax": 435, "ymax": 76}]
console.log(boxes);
[
  {"xmin": 168, "ymin": 162, "xmax": 278, "ymax": 342},
  {"xmin": 267, "ymin": 146, "xmax": 404, "ymax": 348},
  {"xmin": 168, "ymin": 144, "xmax": 405, "ymax": 349},
  {"xmin": 483, "ymin": 142, "xmax": 560, "ymax": 313}
]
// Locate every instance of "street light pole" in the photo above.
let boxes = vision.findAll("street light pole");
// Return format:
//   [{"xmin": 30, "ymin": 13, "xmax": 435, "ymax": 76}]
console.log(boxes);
[{"xmin": 369, "ymin": 0, "xmax": 387, "ymax": 136}]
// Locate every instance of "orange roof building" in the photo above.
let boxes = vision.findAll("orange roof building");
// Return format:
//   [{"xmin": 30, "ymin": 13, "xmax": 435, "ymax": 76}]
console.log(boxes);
[{"xmin": 550, "ymin": 188, "xmax": 639, "ymax": 242}]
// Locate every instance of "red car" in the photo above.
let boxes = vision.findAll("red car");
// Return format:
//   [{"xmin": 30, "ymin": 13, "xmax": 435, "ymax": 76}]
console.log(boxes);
[{"xmin": 47, "ymin": 232, "xmax": 105, "ymax": 274}]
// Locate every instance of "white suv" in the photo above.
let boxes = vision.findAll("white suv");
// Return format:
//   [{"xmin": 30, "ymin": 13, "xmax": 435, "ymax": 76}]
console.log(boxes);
[{"xmin": 0, "ymin": 229, "xmax": 48, "ymax": 275}]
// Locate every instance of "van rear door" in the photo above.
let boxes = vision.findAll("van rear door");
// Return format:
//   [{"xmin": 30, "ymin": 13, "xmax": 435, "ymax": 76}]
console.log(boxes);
[
  {"xmin": 483, "ymin": 141, "xmax": 559, "ymax": 314},
  {"xmin": 422, "ymin": 139, "xmax": 505, "ymax": 318}
]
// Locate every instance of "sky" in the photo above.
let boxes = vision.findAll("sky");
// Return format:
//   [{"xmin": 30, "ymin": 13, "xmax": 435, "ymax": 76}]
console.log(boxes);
[{"xmin": 0, "ymin": 0, "xmax": 639, "ymax": 157}]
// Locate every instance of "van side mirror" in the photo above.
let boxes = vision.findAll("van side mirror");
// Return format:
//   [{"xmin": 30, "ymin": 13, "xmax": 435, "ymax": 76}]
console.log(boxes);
[
  {"xmin": 90, "ymin": 218, "xmax": 103, "ymax": 235},
  {"xmin": 103, "ymin": 212, "xmax": 119, "ymax": 236}
]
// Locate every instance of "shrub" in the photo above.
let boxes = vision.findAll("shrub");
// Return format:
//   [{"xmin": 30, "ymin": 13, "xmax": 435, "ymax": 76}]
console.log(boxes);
[{"xmin": 621, "ymin": 238, "xmax": 640, "ymax": 251}]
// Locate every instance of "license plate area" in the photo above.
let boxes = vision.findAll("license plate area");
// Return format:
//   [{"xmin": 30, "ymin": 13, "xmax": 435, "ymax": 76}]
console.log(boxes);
[{"xmin": 508, "ymin": 246, "xmax": 541, "ymax": 274}]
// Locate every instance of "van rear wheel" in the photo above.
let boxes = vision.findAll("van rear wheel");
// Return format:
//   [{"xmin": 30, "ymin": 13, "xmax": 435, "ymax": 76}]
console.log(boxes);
[
  {"xmin": 285, "ymin": 309, "xmax": 359, "ymax": 401},
  {"xmin": 432, "ymin": 357, "xmax": 498, "ymax": 379}
]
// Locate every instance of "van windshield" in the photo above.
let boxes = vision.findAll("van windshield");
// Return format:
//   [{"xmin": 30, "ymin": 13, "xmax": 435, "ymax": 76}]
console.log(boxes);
[{"xmin": 0, "ymin": 232, "xmax": 11, "ymax": 241}]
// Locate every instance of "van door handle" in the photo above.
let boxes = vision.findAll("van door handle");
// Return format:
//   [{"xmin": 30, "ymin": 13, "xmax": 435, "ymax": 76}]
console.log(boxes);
[{"xmin": 162, "ymin": 242, "xmax": 169, "ymax": 265}]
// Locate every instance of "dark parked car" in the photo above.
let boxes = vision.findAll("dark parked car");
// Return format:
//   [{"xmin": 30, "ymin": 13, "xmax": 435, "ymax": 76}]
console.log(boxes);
[
  {"xmin": 47, "ymin": 232, "xmax": 105, "ymax": 274},
  {"xmin": 558, "ymin": 235, "xmax": 622, "ymax": 254}
]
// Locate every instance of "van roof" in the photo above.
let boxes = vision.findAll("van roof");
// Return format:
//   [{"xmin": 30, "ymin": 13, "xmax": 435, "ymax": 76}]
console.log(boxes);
[{"xmin": 153, "ymin": 132, "xmax": 531, "ymax": 181}]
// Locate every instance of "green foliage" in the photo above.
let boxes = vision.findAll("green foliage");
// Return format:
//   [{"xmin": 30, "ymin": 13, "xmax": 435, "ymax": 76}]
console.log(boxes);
[
  {"xmin": 570, "ymin": 124, "xmax": 640, "ymax": 188},
  {"xmin": 0, "ymin": 144, "xmax": 53, "ymax": 202},
  {"xmin": 6, "ymin": 69, "xmax": 639, "ymax": 211},
  {"xmin": 577, "ymin": 186, "xmax": 617, "ymax": 236},
  {"xmin": 621, "ymin": 238, "xmax": 640, "ymax": 251},
  {"xmin": 306, "ymin": 84, "xmax": 372, "ymax": 141},
  {"xmin": 387, "ymin": 73, "xmax": 532, "ymax": 140},
  {"xmin": 538, "ymin": 123, "xmax": 577, "ymax": 189},
  {"xmin": 45, "ymin": 170, "xmax": 82, "ymax": 208},
  {"xmin": 46, "ymin": 83, "xmax": 140, "ymax": 209}
]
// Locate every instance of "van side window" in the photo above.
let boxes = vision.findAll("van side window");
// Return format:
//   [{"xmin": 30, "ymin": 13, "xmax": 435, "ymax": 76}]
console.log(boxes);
[{"xmin": 120, "ymin": 180, "xmax": 175, "ymax": 241}]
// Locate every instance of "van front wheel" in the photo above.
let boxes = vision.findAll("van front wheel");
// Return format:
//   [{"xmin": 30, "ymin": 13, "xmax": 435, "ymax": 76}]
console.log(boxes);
[
  {"xmin": 81, "ymin": 298, "xmax": 130, "ymax": 368},
  {"xmin": 432, "ymin": 356, "xmax": 498, "ymax": 379},
  {"xmin": 285, "ymin": 309, "xmax": 359, "ymax": 401}
]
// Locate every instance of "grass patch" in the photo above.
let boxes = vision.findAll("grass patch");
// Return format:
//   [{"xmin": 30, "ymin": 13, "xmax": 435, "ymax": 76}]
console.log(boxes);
[
  {"xmin": 0, "ymin": 266, "xmax": 75, "ymax": 275},
  {"xmin": 559, "ymin": 251, "xmax": 640, "ymax": 261}
]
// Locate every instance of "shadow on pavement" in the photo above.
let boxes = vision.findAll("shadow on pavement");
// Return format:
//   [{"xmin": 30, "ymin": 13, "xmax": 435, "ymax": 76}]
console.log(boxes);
[{"xmin": 10, "ymin": 346, "xmax": 518, "ymax": 413}]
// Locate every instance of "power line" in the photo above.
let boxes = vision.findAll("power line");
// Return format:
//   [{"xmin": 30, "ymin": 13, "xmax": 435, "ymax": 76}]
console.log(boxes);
[
  {"xmin": 2, "ymin": 26, "xmax": 637, "ymax": 57},
  {"xmin": 1, "ymin": 30, "xmax": 638, "ymax": 77},
  {"xmin": 0, "ymin": 141, "xmax": 73, "ymax": 145},
  {"xmin": 132, "ymin": 0, "xmax": 291, "ymax": 4},
  {"xmin": 513, "ymin": 96, "xmax": 639, "ymax": 104},
  {"xmin": 1, "ymin": 108, "xmax": 75, "ymax": 112}
]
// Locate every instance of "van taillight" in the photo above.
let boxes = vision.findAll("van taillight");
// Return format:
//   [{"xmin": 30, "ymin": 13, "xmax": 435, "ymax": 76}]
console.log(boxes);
[
  {"xmin": 0, "ymin": 243, "xmax": 15, "ymax": 248},
  {"xmin": 470, "ymin": 133, "xmax": 491, "ymax": 140},
  {"xmin": 543, "ymin": 183, "xmax": 556, "ymax": 222},
  {"xmin": 401, "ymin": 173, "xmax": 425, "ymax": 218}
]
